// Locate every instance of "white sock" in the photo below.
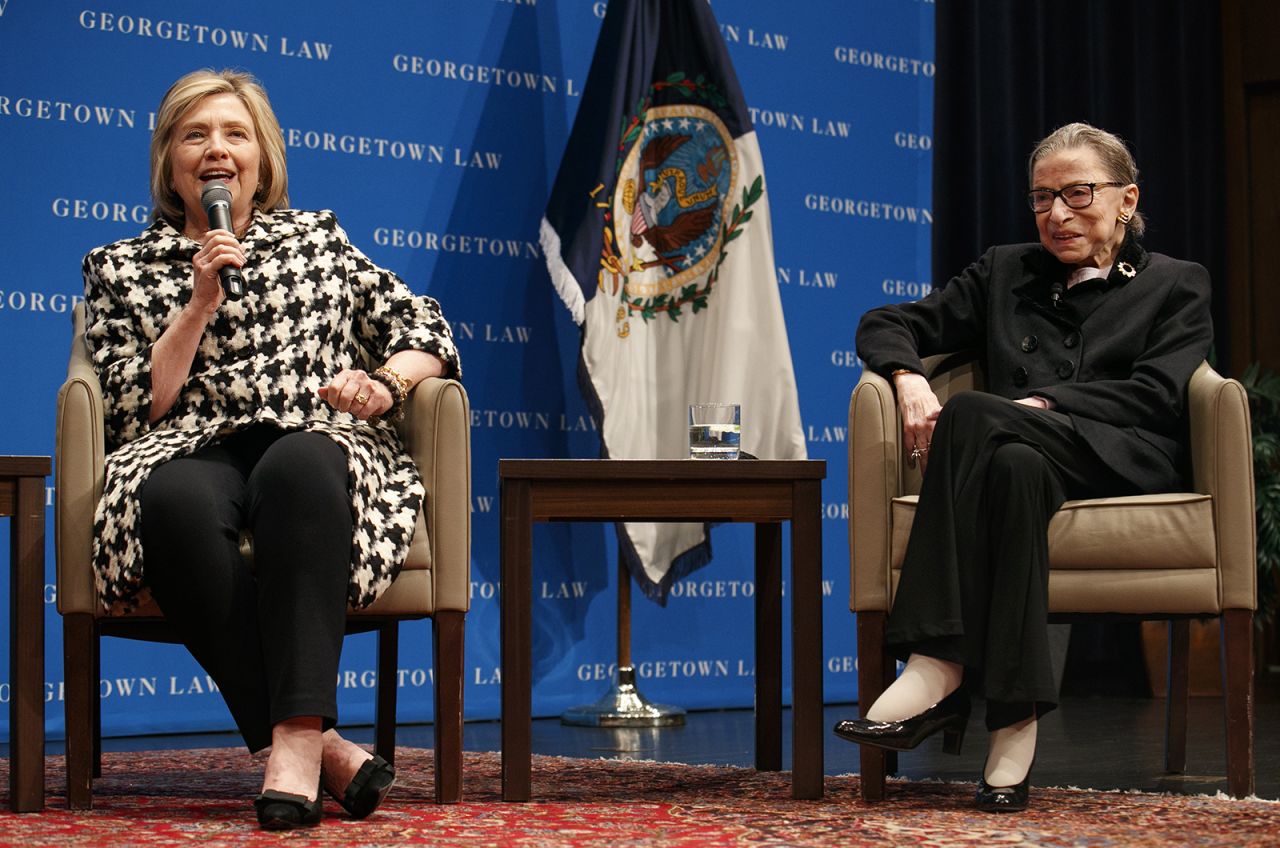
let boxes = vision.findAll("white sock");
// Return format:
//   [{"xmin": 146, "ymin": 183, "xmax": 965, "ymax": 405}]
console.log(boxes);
[
  {"xmin": 984, "ymin": 717, "xmax": 1037, "ymax": 786},
  {"xmin": 863, "ymin": 654, "xmax": 963, "ymax": 722}
]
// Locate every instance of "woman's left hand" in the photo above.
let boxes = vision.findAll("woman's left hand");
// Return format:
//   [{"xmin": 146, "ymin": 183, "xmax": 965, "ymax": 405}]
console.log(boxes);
[
  {"xmin": 319, "ymin": 369, "xmax": 393, "ymax": 421},
  {"xmin": 895, "ymin": 372, "xmax": 942, "ymax": 473}
]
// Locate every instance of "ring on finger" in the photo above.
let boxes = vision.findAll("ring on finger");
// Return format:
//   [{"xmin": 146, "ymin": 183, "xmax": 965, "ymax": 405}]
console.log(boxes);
[{"xmin": 355, "ymin": 392, "xmax": 369, "ymax": 405}]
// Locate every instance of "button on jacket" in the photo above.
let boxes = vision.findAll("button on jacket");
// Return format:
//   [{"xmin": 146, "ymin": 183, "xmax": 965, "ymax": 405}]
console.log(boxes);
[{"xmin": 855, "ymin": 240, "xmax": 1213, "ymax": 489}]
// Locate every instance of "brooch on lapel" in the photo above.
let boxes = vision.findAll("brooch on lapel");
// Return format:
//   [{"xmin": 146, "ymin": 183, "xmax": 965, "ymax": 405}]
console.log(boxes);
[{"xmin": 1117, "ymin": 261, "xmax": 1137, "ymax": 278}]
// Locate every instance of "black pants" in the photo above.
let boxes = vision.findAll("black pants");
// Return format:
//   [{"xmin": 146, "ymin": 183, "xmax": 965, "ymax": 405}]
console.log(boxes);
[
  {"xmin": 885, "ymin": 392, "xmax": 1164, "ymax": 731},
  {"xmin": 140, "ymin": 426, "xmax": 353, "ymax": 752}
]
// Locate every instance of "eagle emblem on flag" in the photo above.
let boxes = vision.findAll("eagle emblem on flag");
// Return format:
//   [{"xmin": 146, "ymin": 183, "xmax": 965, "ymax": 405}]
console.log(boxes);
[{"xmin": 600, "ymin": 83, "xmax": 764, "ymax": 337}]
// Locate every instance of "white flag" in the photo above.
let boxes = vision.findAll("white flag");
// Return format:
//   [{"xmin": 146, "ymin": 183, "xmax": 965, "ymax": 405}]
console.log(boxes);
[{"xmin": 541, "ymin": 0, "xmax": 805, "ymax": 601}]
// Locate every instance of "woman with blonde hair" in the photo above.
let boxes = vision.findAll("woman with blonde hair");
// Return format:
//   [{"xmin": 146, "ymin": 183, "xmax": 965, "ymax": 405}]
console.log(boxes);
[{"xmin": 82, "ymin": 68, "xmax": 461, "ymax": 829}]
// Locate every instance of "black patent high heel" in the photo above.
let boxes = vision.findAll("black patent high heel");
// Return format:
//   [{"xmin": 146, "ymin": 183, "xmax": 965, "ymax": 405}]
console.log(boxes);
[
  {"xmin": 941, "ymin": 721, "xmax": 966, "ymax": 756},
  {"xmin": 975, "ymin": 774, "xmax": 1030, "ymax": 812},
  {"xmin": 833, "ymin": 687, "xmax": 970, "ymax": 754},
  {"xmin": 254, "ymin": 780, "xmax": 322, "ymax": 830},
  {"xmin": 325, "ymin": 754, "xmax": 395, "ymax": 819},
  {"xmin": 975, "ymin": 763, "xmax": 1033, "ymax": 813}
]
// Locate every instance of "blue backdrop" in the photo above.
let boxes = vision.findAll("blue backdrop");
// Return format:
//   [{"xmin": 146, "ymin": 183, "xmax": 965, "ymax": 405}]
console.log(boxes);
[{"xmin": 0, "ymin": 0, "xmax": 934, "ymax": 740}]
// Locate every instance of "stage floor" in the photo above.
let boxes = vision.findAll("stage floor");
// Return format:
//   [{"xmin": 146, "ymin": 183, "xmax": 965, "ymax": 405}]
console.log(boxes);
[
  {"xmin": 453, "ymin": 682, "xmax": 1280, "ymax": 800},
  {"xmin": 22, "ymin": 676, "xmax": 1278, "ymax": 801}
]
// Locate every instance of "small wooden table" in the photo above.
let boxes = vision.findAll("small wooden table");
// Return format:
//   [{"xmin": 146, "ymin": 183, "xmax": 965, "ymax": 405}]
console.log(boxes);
[
  {"xmin": 2, "ymin": 456, "xmax": 50, "ymax": 813},
  {"xmin": 499, "ymin": 458, "xmax": 826, "ymax": 801}
]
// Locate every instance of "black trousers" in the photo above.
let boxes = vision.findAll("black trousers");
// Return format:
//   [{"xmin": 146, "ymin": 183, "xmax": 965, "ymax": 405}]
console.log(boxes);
[
  {"xmin": 140, "ymin": 425, "xmax": 353, "ymax": 752},
  {"xmin": 885, "ymin": 391, "xmax": 1171, "ymax": 731}
]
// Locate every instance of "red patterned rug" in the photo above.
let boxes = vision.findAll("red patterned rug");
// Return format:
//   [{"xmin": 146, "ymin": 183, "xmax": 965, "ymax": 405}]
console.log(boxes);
[{"xmin": 1, "ymin": 747, "xmax": 1276, "ymax": 846}]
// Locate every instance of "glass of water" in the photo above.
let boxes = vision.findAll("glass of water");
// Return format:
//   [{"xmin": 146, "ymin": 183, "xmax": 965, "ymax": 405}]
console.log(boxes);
[{"xmin": 689, "ymin": 403, "xmax": 741, "ymax": 459}]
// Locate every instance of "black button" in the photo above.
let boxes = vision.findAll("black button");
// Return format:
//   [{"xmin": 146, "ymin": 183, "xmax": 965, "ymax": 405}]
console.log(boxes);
[
  {"xmin": 1064, "ymin": 332, "xmax": 1080, "ymax": 349},
  {"xmin": 1012, "ymin": 366, "xmax": 1029, "ymax": 387},
  {"xmin": 1057, "ymin": 360, "xmax": 1075, "ymax": 379},
  {"xmin": 1021, "ymin": 334, "xmax": 1039, "ymax": 353}
]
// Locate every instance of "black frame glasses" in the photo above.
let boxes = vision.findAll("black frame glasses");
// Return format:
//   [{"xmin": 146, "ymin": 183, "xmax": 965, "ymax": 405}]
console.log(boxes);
[{"xmin": 1027, "ymin": 182, "xmax": 1125, "ymax": 213}]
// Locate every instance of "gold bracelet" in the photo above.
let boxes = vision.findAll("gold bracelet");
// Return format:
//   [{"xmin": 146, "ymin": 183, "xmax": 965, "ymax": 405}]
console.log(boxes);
[
  {"xmin": 371, "ymin": 365, "xmax": 412, "ymax": 421},
  {"xmin": 891, "ymin": 369, "xmax": 917, "ymax": 377}
]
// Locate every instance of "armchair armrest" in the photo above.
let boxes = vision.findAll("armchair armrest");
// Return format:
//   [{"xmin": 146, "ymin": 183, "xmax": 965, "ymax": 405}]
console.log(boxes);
[
  {"xmin": 1186, "ymin": 361, "xmax": 1256, "ymax": 611},
  {"xmin": 849, "ymin": 353, "xmax": 982, "ymax": 613},
  {"xmin": 849, "ymin": 369, "xmax": 901, "ymax": 613},
  {"xmin": 55, "ymin": 308, "xmax": 105, "ymax": 617},
  {"xmin": 396, "ymin": 377, "xmax": 471, "ymax": 612}
]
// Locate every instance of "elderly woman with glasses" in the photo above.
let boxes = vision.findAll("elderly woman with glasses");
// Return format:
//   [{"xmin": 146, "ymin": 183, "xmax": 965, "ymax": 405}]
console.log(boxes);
[{"xmin": 833, "ymin": 122, "xmax": 1212, "ymax": 812}]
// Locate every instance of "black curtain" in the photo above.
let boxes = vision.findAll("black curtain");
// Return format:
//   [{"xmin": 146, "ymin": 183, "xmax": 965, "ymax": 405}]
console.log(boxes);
[{"xmin": 932, "ymin": 0, "xmax": 1229, "ymax": 363}]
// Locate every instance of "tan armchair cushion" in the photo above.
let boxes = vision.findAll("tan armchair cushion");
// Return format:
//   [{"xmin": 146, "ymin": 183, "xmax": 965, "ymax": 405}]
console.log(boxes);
[
  {"xmin": 889, "ymin": 492, "xmax": 1221, "ymax": 614},
  {"xmin": 891, "ymin": 493, "xmax": 1216, "ymax": 572}
]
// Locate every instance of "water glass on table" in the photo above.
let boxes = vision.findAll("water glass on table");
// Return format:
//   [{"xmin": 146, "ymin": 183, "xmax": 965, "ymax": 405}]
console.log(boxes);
[{"xmin": 689, "ymin": 403, "xmax": 741, "ymax": 459}]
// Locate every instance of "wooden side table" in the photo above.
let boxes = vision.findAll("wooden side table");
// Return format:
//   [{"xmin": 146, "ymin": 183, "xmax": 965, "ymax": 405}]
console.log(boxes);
[
  {"xmin": 2, "ymin": 456, "xmax": 50, "ymax": 813},
  {"xmin": 499, "ymin": 458, "xmax": 826, "ymax": 801}
]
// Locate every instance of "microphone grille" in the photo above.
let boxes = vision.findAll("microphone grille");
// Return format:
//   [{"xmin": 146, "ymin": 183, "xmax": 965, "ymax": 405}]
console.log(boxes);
[{"xmin": 201, "ymin": 180, "xmax": 232, "ymax": 208}]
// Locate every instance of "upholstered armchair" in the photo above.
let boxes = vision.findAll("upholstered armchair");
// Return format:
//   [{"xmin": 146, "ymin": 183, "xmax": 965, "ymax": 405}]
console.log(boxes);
[
  {"xmin": 55, "ymin": 303, "xmax": 471, "ymax": 808},
  {"xmin": 848, "ymin": 355, "xmax": 1256, "ymax": 799}
]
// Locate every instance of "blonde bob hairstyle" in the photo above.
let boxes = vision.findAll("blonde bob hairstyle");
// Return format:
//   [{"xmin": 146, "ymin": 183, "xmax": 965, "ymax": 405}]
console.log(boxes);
[
  {"xmin": 1027, "ymin": 122, "xmax": 1144, "ymax": 237},
  {"xmin": 150, "ymin": 68, "xmax": 289, "ymax": 227}
]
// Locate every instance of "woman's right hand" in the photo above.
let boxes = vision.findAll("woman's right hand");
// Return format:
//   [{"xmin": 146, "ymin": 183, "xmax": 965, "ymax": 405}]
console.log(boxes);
[
  {"xmin": 188, "ymin": 229, "xmax": 243, "ymax": 315},
  {"xmin": 895, "ymin": 371, "xmax": 942, "ymax": 473},
  {"xmin": 149, "ymin": 229, "xmax": 245, "ymax": 422}
]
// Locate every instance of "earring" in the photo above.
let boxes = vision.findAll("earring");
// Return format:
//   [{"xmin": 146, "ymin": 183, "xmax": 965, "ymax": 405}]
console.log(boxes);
[{"xmin": 1118, "ymin": 211, "xmax": 1133, "ymax": 224}]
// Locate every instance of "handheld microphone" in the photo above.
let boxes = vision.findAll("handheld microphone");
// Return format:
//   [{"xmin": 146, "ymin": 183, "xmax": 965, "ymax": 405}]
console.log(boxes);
[
  {"xmin": 1049, "ymin": 281, "xmax": 1064, "ymax": 309},
  {"xmin": 200, "ymin": 180, "xmax": 246, "ymax": 301}
]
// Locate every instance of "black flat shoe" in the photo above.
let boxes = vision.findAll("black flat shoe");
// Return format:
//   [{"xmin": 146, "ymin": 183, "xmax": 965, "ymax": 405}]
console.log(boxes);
[
  {"xmin": 832, "ymin": 688, "xmax": 970, "ymax": 754},
  {"xmin": 326, "ymin": 754, "xmax": 396, "ymax": 819},
  {"xmin": 975, "ymin": 773, "xmax": 1030, "ymax": 812},
  {"xmin": 254, "ymin": 785, "xmax": 322, "ymax": 830}
]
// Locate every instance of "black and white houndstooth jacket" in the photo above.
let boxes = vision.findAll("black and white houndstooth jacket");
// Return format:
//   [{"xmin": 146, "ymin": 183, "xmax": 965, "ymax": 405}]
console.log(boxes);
[{"xmin": 81, "ymin": 208, "xmax": 461, "ymax": 613}]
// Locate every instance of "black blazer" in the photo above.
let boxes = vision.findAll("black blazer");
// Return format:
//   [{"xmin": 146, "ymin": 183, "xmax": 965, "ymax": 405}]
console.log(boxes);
[{"xmin": 855, "ymin": 239, "xmax": 1213, "ymax": 491}]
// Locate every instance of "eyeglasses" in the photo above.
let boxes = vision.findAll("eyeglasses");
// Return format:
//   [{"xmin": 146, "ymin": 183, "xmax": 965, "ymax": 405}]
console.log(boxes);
[{"xmin": 1027, "ymin": 182, "xmax": 1125, "ymax": 213}]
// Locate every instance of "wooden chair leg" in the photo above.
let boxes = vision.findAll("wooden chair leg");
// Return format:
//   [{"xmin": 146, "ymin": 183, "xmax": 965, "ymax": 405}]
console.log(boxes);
[
  {"xmin": 63, "ymin": 614, "xmax": 95, "ymax": 810},
  {"xmin": 856, "ymin": 611, "xmax": 889, "ymax": 801},
  {"xmin": 374, "ymin": 622, "xmax": 399, "ymax": 766},
  {"xmin": 92, "ymin": 629, "xmax": 102, "ymax": 779},
  {"xmin": 1221, "ymin": 609, "xmax": 1255, "ymax": 798},
  {"xmin": 432, "ymin": 610, "xmax": 465, "ymax": 804},
  {"xmin": 1164, "ymin": 619, "xmax": 1190, "ymax": 773}
]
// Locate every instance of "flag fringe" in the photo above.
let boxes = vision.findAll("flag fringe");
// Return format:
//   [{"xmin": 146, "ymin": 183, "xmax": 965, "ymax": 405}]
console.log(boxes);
[
  {"xmin": 618, "ymin": 522, "xmax": 714, "ymax": 607},
  {"xmin": 540, "ymin": 216, "xmax": 586, "ymax": 326}
]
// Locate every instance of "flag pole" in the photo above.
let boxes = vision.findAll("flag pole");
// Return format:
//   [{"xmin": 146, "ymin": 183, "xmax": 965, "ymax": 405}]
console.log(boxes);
[
  {"xmin": 560, "ymin": 544, "xmax": 686, "ymax": 727},
  {"xmin": 617, "ymin": 553, "xmax": 632, "ymax": 668}
]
